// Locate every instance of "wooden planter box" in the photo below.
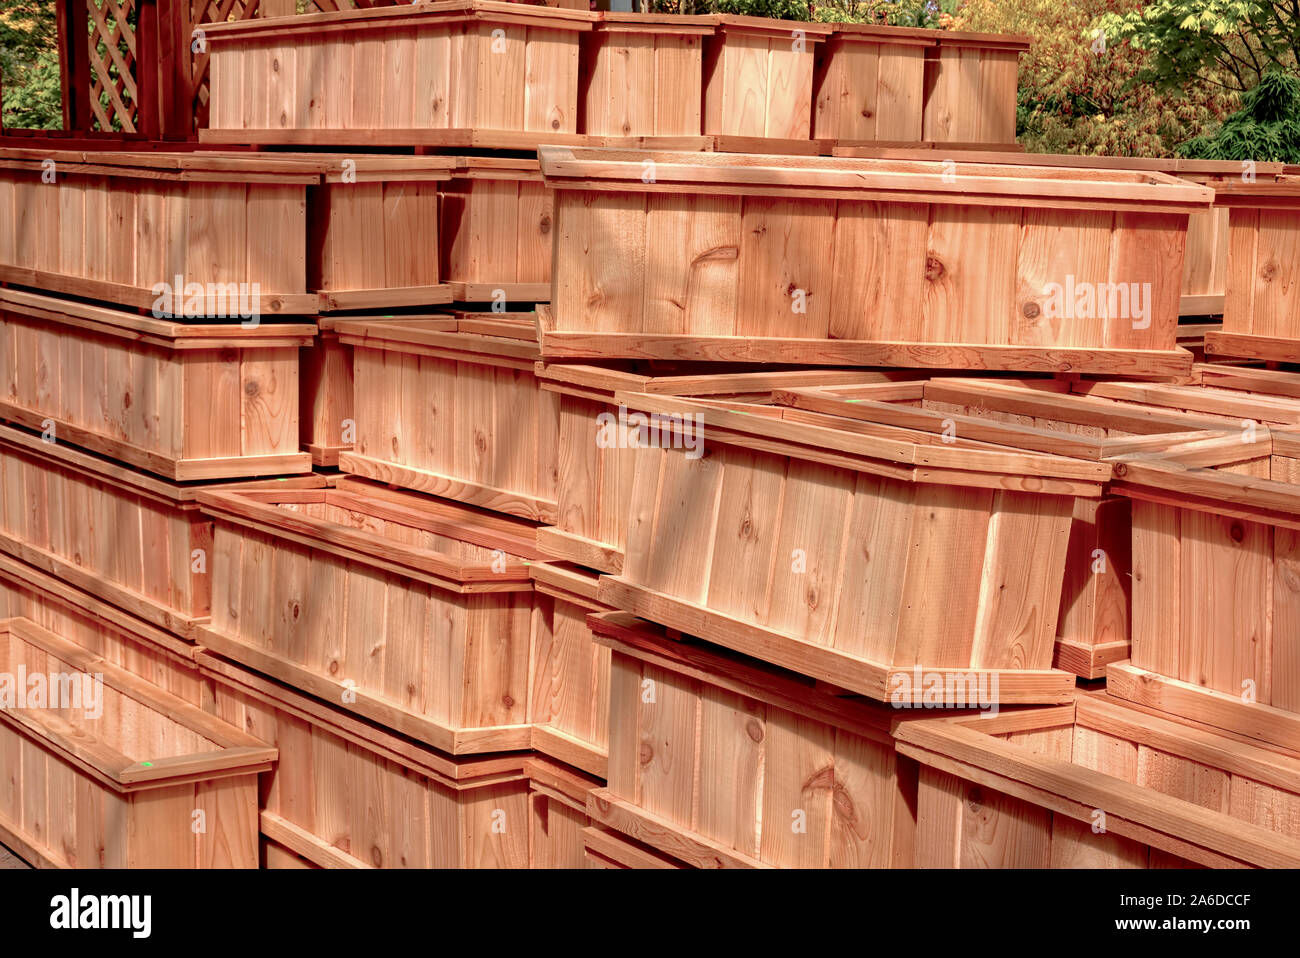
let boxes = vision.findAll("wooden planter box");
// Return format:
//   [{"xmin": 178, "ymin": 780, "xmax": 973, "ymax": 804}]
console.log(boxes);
[
  {"xmin": 0, "ymin": 288, "xmax": 314, "ymax": 481},
  {"xmin": 202, "ymin": 1, "xmax": 596, "ymax": 148},
  {"xmin": 538, "ymin": 148, "xmax": 1208, "ymax": 375},
  {"xmin": 703, "ymin": 16, "xmax": 831, "ymax": 142},
  {"xmin": 595, "ymin": 391, "xmax": 1111, "ymax": 703},
  {"xmin": 582, "ymin": 14, "xmax": 714, "ymax": 139},
  {"xmin": 198, "ymin": 650, "xmax": 532, "ymax": 868},
  {"xmin": 812, "ymin": 24, "xmax": 937, "ymax": 144},
  {"xmin": 536, "ymin": 363, "xmax": 910, "ymax": 573},
  {"xmin": 0, "ymin": 617, "xmax": 274, "ymax": 868},
  {"xmin": 921, "ymin": 32, "xmax": 1028, "ymax": 146},
  {"xmin": 897, "ymin": 692, "xmax": 1300, "ymax": 867},
  {"xmin": 526, "ymin": 756, "xmax": 603, "ymax": 869},
  {"xmin": 300, "ymin": 319, "xmax": 353, "ymax": 467},
  {"xmin": 774, "ymin": 377, "xmax": 1242, "ymax": 679},
  {"xmin": 1106, "ymin": 436, "xmax": 1300, "ymax": 753},
  {"xmin": 0, "ymin": 149, "xmax": 317, "ymax": 314},
  {"xmin": 440, "ymin": 157, "xmax": 554, "ymax": 303},
  {"xmin": 336, "ymin": 317, "xmax": 557, "ymax": 522},
  {"xmin": 1205, "ymin": 180, "xmax": 1300, "ymax": 363},
  {"xmin": 0, "ymin": 422, "xmax": 325, "ymax": 641},
  {"xmin": 195, "ymin": 477, "xmax": 545, "ymax": 754},
  {"xmin": 529, "ymin": 562, "xmax": 611, "ymax": 778},
  {"xmin": 587, "ymin": 613, "xmax": 919, "ymax": 868},
  {"xmin": 833, "ymin": 148, "xmax": 1287, "ymax": 317},
  {"xmin": 309, "ymin": 156, "xmax": 456, "ymax": 311}
]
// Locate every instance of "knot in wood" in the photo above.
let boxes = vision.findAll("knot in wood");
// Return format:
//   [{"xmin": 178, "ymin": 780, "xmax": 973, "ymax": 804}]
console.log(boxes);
[
  {"xmin": 538, "ymin": 215, "xmax": 552, "ymax": 235},
  {"xmin": 501, "ymin": 694, "xmax": 515, "ymax": 708},
  {"xmin": 122, "ymin": 390, "xmax": 132, "ymax": 410},
  {"xmin": 328, "ymin": 659, "xmax": 340, "ymax": 676},
  {"xmin": 745, "ymin": 718, "xmax": 764, "ymax": 743},
  {"xmin": 860, "ymin": 108, "xmax": 873, "ymax": 119},
  {"xmin": 638, "ymin": 742, "xmax": 654, "ymax": 765},
  {"xmin": 832, "ymin": 782, "xmax": 857, "ymax": 824},
  {"xmin": 1022, "ymin": 301, "xmax": 1041, "ymax": 319},
  {"xmin": 1229, "ymin": 520, "xmax": 1246, "ymax": 543},
  {"xmin": 1261, "ymin": 261, "xmax": 1278, "ymax": 282},
  {"xmin": 370, "ymin": 846, "xmax": 383, "ymax": 867},
  {"xmin": 924, "ymin": 255, "xmax": 945, "ymax": 281},
  {"xmin": 243, "ymin": 380, "xmax": 260, "ymax": 398}
]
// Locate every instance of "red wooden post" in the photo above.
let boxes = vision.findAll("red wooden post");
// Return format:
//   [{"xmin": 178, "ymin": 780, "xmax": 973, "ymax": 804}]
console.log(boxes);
[{"xmin": 55, "ymin": 0, "xmax": 93, "ymax": 134}]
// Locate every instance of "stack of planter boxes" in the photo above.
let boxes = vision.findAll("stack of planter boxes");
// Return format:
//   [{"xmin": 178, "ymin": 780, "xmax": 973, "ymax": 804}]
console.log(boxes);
[{"xmin": 9, "ymin": 0, "xmax": 1300, "ymax": 872}]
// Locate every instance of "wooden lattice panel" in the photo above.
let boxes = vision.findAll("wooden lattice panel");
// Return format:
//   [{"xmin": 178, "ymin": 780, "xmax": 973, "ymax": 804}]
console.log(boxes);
[{"xmin": 86, "ymin": 0, "xmax": 139, "ymax": 132}]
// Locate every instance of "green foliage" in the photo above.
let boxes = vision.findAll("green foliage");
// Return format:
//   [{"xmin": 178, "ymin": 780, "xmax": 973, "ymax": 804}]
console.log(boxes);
[
  {"xmin": 1098, "ymin": 0, "xmax": 1299, "ymax": 92},
  {"xmin": 646, "ymin": 0, "xmax": 956, "ymax": 27},
  {"xmin": 955, "ymin": 0, "xmax": 1235, "ymax": 155},
  {"xmin": 1179, "ymin": 70, "xmax": 1300, "ymax": 160},
  {"xmin": 1, "ymin": 0, "xmax": 62, "ymax": 130}
]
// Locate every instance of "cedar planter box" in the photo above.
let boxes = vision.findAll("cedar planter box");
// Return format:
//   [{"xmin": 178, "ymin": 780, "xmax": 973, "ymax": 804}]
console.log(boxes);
[
  {"xmin": 336, "ymin": 317, "xmax": 557, "ymax": 522},
  {"xmin": 302, "ymin": 311, "xmax": 536, "ymax": 468},
  {"xmin": 529, "ymin": 562, "xmax": 612, "ymax": 778},
  {"xmin": 199, "ymin": 650, "xmax": 532, "ymax": 868},
  {"xmin": 0, "ymin": 149, "xmax": 317, "ymax": 314},
  {"xmin": 538, "ymin": 147, "xmax": 1208, "ymax": 375},
  {"xmin": 1205, "ymin": 181, "xmax": 1300, "ymax": 363},
  {"xmin": 439, "ymin": 157, "xmax": 554, "ymax": 303},
  {"xmin": 202, "ymin": 0, "xmax": 596, "ymax": 149},
  {"xmin": 773, "ymin": 377, "xmax": 1243, "ymax": 679},
  {"xmin": 702, "ymin": 16, "xmax": 832, "ymax": 142},
  {"xmin": 812, "ymin": 24, "xmax": 937, "ymax": 143},
  {"xmin": 0, "ymin": 423, "xmax": 325, "ymax": 641},
  {"xmin": 897, "ymin": 692, "xmax": 1300, "ymax": 867},
  {"xmin": 595, "ymin": 392, "xmax": 1107, "ymax": 703},
  {"xmin": 581, "ymin": 14, "xmax": 714, "ymax": 138},
  {"xmin": 0, "ymin": 550, "xmax": 205, "ymax": 705},
  {"xmin": 526, "ymin": 756, "xmax": 603, "ymax": 869},
  {"xmin": 0, "ymin": 288, "xmax": 314, "ymax": 481},
  {"xmin": 0, "ymin": 617, "xmax": 274, "ymax": 868},
  {"xmin": 833, "ymin": 147, "xmax": 1287, "ymax": 317},
  {"xmin": 587, "ymin": 613, "xmax": 919, "ymax": 869},
  {"xmin": 1106, "ymin": 434, "xmax": 1300, "ymax": 753},
  {"xmin": 195, "ymin": 477, "xmax": 545, "ymax": 754},
  {"xmin": 536, "ymin": 363, "xmax": 908, "ymax": 573},
  {"xmin": 921, "ymin": 32, "xmax": 1028, "ymax": 146},
  {"xmin": 309, "ymin": 156, "xmax": 456, "ymax": 311}
]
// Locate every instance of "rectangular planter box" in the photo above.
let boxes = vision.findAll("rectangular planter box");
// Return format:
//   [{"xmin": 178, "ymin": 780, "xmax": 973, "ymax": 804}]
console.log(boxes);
[
  {"xmin": 922, "ymin": 32, "xmax": 1028, "ymax": 146},
  {"xmin": 1106, "ymin": 433, "xmax": 1300, "ymax": 753},
  {"xmin": 0, "ymin": 422, "xmax": 325, "ymax": 641},
  {"xmin": 0, "ymin": 616, "xmax": 274, "ymax": 868},
  {"xmin": 832, "ymin": 148, "xmax": 1287, "ymax": 317},
  {"xmin": 536, "ymin": 363, "xmax": 910, "ymax": 573},
  {"xmin": 775, "ymin": 377, "xmax": 1243, "ymax": 679},
  {"xmin": 812, "ymin": 24, "xmax": 937, "ymax": 144},
  {"xmin": 538, "ymin": 147, "xmax": 1209, "ymax": 375},
  {"xmin": 596, "ymin": 391, "xmax": 1111, "ymax": 703},
  {"xmin": 703, "ymin": 16, "xmax": 832, "ymax": 142},
  {"xmin": 439, "ymin": 157, "xmax": 554, "ymax": 303},
  {"xmin": 582, "ymin": 14, "xmax": 714, "ymax": 139},
  {"xmin": 198, "ymin": 650, "xmax": 532, "ymax": 868},
  {"xmin": 336, "ymin": 317, "xmax": 557, "ymax": 522},
  {"xmin": 529, "ymin": 562, "xmax": 611, "ymax": 778},
  {"xmin": 0, "ymin": 287, "xmax": 315, "ymax": 481},
  {"xmin": 897, "ymin": 692, "xmax": 1300, "ymax": 867},
  {"xmin": 0, "ymin": 149, "xmax": 317, "ymax": 314},
  {"xmin": 587, "ymin": 612, "xmax": 918, "ymax": 868},
  {"xmin": 309, "ymin": 156, "xmax": 456, "ymax": 311},
  {"xmin": 195, "ymin": 477, "xmax": 545, "ymax": 754},
  {"xmin": 1205, "ymin": 180, "xmax": 1300, "ymax": 363},
  {"xmin": 526, "ymin": 756, "xmax": 603, "ymax": 869},
  {"xmin": 202, "ymin": 0, "xmax": 596, "ymax": 148}
]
